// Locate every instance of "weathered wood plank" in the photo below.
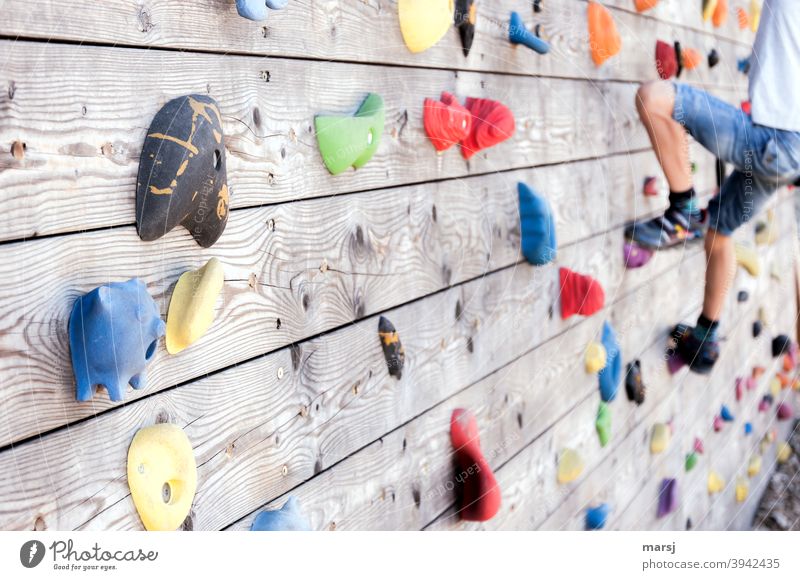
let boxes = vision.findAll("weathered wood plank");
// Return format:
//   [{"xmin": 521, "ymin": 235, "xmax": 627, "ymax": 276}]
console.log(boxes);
[
  {"xmin": 0, "ymin": 0, "xmax": 752, "ymax": 79},
  {"xmin": 0, "ymin": 210, "xmax": 713, "ymax": 531},
  {"xmin": 0, "ymin": 39, "xmax": 746, "ymax": 242},
  {"xmin": 0, "ymin": 145, "xmax": 720, "ymax": 448}
]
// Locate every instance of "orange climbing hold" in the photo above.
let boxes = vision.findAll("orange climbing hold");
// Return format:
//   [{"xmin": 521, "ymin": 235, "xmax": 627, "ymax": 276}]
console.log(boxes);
[
  {"xmin": 587, "ymin": 2, "xmax": 621, "ymax": 67},
  {"xmin": 681, "ymin": 48, "xmax": 703, "ymax": 70},
  {"xmin": 737, "ymin": 7, "xmax": 749, "ymax": 29},
  {"xmin": 712, "ymin": 0, "xmax": 728, "ymax": 27},
  {"xmin": 635, "ymin": 0, "xmax": 658, "ymax": 12}
]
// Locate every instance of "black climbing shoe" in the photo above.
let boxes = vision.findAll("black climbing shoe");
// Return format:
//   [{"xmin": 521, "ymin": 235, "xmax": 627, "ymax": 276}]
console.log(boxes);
[
  {"xmin": 624, "ymin": 207, "xmax": 705, "ymax": 251},
  {"xmin": 670, "ymin": 323, "xmax": 719, "ymax": 375}
]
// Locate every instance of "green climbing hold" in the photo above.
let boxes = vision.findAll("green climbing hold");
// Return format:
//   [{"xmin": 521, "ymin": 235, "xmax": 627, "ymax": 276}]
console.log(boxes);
[
  {"xmin": 596, "ymin": 402, "xmax": 611, "ymax": 447},
  {"xmin": 315, "ymin": 93, "xmax": 385, "ymax": 175},
  {"xmin": 685, "ymin": 452, "xmax": 698, "ymax": 472}
]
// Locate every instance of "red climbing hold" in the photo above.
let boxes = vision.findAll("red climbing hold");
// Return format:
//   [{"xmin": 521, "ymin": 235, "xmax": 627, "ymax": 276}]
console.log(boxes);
[
  {"xmin": 450, "ymin": 408, "xmax": 501, "ymax": 521},
  {"xmin": 741, "ymin": 100, "xmax": 752, "ymax": 115},
  {"xmin": 777, "ymin": 402, "xmax": 794, "ymax": 421},
  {"xmin": 559, "ymin": 268, "xmax": 605, "ymax": 319},
  {"xmin": 655, "ymin": 40, "xmax": 678, "ymax": 79},
  {"xmin": 423, "ymin": 92, "xmax": 473, "ymax": 152},
  {"xmin": 643, "ymin": 176, "xmax": 659, "ymax": 196},
  {"xmin": 460, "ymin": 97, "xmax": 515, "ymax": 160}
]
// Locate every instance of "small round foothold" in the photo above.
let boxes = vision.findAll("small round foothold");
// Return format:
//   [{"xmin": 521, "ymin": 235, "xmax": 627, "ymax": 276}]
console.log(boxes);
[
  {"xmin": 277, "ymin": 367, "xmax": 285, "ymax": 379},
  {"xmin": 281, "ymin": 465, "xmax": 289, "ymax": 476}
]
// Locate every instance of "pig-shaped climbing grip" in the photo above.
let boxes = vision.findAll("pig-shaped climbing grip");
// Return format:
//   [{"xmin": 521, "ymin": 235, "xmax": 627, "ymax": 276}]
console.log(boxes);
[
  {"xmin": 69, "ymin": 278, "xmax": 165, "ymax": 402},
  {"xmin": 378, "ymin": 316, "xmax": 405, "ymax": 380},
  {"xmin": 251, "ymin": 496, "xmax": 312, "ymax": 531},
  {"xmin": 450, "ymin": 408, "xmax": 501, "ymax": 521},
  {"xmin": 315, "ymin": 93, "xmax": 384, "ymax": 175},
  {"xmin": 136, "ymin": 95, "xmax": 230, "ymax": 248},
  {"xmin": 235, "ymin": 0, "xmax": 288, "ymax": 21}
]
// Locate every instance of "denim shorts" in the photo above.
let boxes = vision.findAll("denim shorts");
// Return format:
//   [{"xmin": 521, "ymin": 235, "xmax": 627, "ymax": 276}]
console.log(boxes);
[{"xmin": 672, "ymin": 82, "xmax": 800, "ymax": 235}]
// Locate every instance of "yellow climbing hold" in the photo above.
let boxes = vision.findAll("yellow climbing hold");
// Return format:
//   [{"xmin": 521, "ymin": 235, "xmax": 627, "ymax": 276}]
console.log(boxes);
[
  {"xmin": 755, "ymin": 209, "xmax": 777, "ymax": 246},
  {"xmin": 557, "ymin": 448, "xmax": 584, "ymax": 484},
  {"xmin": 127, "ymin": 423, "xmax": 198, "ymax": 531},
  {"xmin": 702, "ymin": 0, "xmax": 719, "ymax": 21},
  {"xmin": 750, "ymin": 0, "xmax": 761, "ymax": 32},
  {"xmin": 735, "ymin": 477, "xmax": 749, "ymax": 502},
  {"xmin": 734, "ymin": 243, "xmax": 760, "ymax": 276},
  {"xmin": 707, "ymin": 471, "xmax": 725, "ymax": 494},
  {"xmin": 770, "ymin": 377, "xmax": 781, "ymax": 398},
  {"xmin": 747, "ymin": 454, "xmax": 762, "ymax": 478},
  {"xmin": 650, "ymin": 423, "xmax": 670, "ymax": 454},
  {"xmin": 398, "ymin": 0, "xmax": 454, "ymax": 54},
  {"xmin": 585, "ymin": 341, "xmax": 607, "ymax": 374},
  {"xmin": 166, "ymin": 258, "xmax": 225, "ymax": 354},
  {"xmin": 777, "ymin": 442, "xmax": 792, "ymax": 464}
]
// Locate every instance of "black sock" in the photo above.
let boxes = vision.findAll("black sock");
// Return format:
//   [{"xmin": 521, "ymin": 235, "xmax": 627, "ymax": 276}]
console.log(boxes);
[
  {"xmin": 668, "ymin": 187, "xmax": 698, "ymax": 217},
  {"xmin": 694, "ymin": 313, "xmax": 719, "ymax": 341}
]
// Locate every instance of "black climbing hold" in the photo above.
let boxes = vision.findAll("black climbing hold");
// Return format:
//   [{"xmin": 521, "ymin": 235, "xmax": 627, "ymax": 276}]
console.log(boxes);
[
  {"xmin": 707, "ymin": 48, "xmax": 720, "ymax": 68},
  {"xmin": 686, "ymin": 517, "xmax": 693, "ymax": 530},
  {"xmin": 625, "ymin": 360, "xmax": 646, "ymax": 405},
  {"xmin": 533, "ymin": 0, "xmax": 543, "ymax": 12},
  {"xmin": 753, "ymin": 320, "xmax": 763, "ymax": 338},
  {"xmin": 378, "ymin": 316, "xmax": 405, "ymax": 380},
  {"xmin": 455, "ymin": 0, "xmax": 476, "ymax": 57},
  {"xmin": 737, "ymin": 290, "xmax": 749, "ymax": 303},
  {"xmin": 772, "ymin": 335, "xmax": 791, "ymax": 357},
  {"xmin": 674, "ymin": 41, "xmax": 683, "ymax": 78},
  {"xmin": 136, "ymin": 95, "xmax": 229, "ymax": 248}
]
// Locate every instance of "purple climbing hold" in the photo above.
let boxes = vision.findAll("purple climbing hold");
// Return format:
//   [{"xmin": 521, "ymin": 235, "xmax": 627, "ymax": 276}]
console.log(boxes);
[
  {"xmin": 623, "ymin": 242, "xmax": 653, "ymax": 269},
  {"xmin": 657, "ymin": 478, "xmax": 678, "ymax": 518},
  {"xmin": 69, "ymin": 279, "xmax": 165, "ymax": 402},
  {"xmin": 777, "ymin": 402, "xmax": 794, "ymax": 421},
  {"xmin": 758, "ymin": 394, "xmax": 773, "ymax": 412}
]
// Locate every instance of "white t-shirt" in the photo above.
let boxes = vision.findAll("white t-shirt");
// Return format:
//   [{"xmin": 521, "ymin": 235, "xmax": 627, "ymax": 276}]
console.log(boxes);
[{"xmin": 749, "ymin": 0, "xmax": 800, "ymax": 132}]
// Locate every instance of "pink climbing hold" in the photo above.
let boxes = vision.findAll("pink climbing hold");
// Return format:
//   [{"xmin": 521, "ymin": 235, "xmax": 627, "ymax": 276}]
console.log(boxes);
[
  {"xmin": 746, "ymin": 375, "xmax": 757, "ymax": 391},
  {"xmin": 460, "ymin": 97, "xmax": 516, "ymax": 160},
  {"xmin": 741, "ymin": 100, "xmax": 751, "ymax": 115},
  {"xmin": 713, "ymin": 415, "xmax": 724, "ymax": 432},
  {"xmin": 423, "ymin": 92, "xmax": 473, "ymax": 152},
  {"xmin": 735, "ymin": 377, "xmax": 744, "ymax": 401},
  {"xmin": 693, "ymin": 437, "xmax": 705, "ymax": 454},
  {"xmin": 777, "ymin": 402, "xmax": 794, "ymax": 421},
  {"xmin": 643, "ymin": 176, "xmax": 658, "ymax": 196},
  {"xmin": 624, "ymin": 242, "xmax": 653, "ymax": 269}
]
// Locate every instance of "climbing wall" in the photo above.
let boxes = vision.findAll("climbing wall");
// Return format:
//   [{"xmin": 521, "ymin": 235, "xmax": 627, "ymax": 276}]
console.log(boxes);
[{"xmin": 0, "ymin": 0, "xmax": 795, "ymax": 531}]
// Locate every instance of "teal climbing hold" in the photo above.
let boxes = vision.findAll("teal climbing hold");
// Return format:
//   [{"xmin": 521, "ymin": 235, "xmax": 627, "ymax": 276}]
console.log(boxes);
[
  {"xmin": 509, "ymin": 11, "xmax": 550, "ymax": 54},
  {"xmin": 585, "ymin": 504, "xmax": 610, "ymax": 530},
  {"xmin": 315, "ymin": 93, "xmax": 384, "ymax": 175},
  {"xmin": 518, "ymin": 182, "xmax": 557, "ymax": 265},
  {"xmin": 598, "ymin": 321, "xmax": 621, "ymax": 402},
  {"xmin": 596, "ymin": 402, "xmax": 611, "ymax": 447}
]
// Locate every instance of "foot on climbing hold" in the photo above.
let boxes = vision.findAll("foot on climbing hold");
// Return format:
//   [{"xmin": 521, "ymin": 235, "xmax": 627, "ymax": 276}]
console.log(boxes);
[
  {"xmin": 735, "ymin": 478, "xmax": 749, "ymax": 503},
  {"xmin": 758, "ymin": 394, "xmax": 773, "ymax": 412},
  {"xmin": 423, "ymin": 92, "xmax": 472, "ymax": 153},
  {"xmin": 685, "ymin": 452, "xmax": 698, "ymax": 472},
  {"xmin": 136, "ymin": 95, "xmax": 229, "ymax": 248},
  {"xmin": 635, "ymin": 0, "xmax": 659, "ymax": 12},
  {"xmin": 707, "ymin": 48, "xmax": 720, "ymax": 68},
  {"xmin": 598, "ymin": 321, "xmax": 621, "ymax": 402},
  {"xmin": 669, "ymin": 323, "xmax": 719, "ymax": 375},
  {"xmin": 315, "ymin": 93, "xmax": 384, "ymax": 175},
  {"xmin": 707, "ymin": 470, "xmax": 725, "ymax": 494},
  {"xmin": 623, "ymin": 242, "xmax": 653, "ymax": 269},
  {"xmin": 713, "ymin": 415, "xmax": 724, "ymax": 432},
  {"xmin": 398, "ymin": 0, "xmax": 453, "ymax": 54},
  {"xmin": 235, "ymin": 0, "xmax": 288, "ymax": 21},
  {"xmin": 694, "ymin": 437, "xmax": 705, "ymax": 454},
  {"xmin": 70, "ymin": 279, "xmax": 165, "ymax": 402},
  {"xmin": 251, "ymin": 497, "xmax": 311, "ymax": 531},
  {"xmin": 450, "ymin": 408, "xmax": 501, "ymax": 521},
  {"xmin": 777, "ymin": 442, "xmax": 792, "ymax": 464},
  {"xmin": 702, "ymin": 0, "xmax": 719, "ymax": 21},
  {"xmin": 518, "ymin": 183, "xmax": 557, "ymax": 265},
  {"xmin": 772, "ymin": 335, "xmax": 791, "ymax": 358},
  {"xmin": 455, "ymin": 0, "xmax": 477, "ymax": 57},
  {"xmin": 624, "ymin": 199, "xmax": 704, "ymax": 250},
  {"xmin": 559, "ymin": 268, "xmax": 605, "ymax": 319},
  {"xmin": 596, "ymin": 402, "xmax": 612, "ymax": 447},
  {"xmin": 460, "ymin": 97, "xmax": 515, "ymax": 160},
  {"xmin": 166, "ymin": 258, "xmax": 224, "ymax": 354},
  {"xmin": 585, "ymin": 504, "xmax": 610, "ymax": 530},
  {"xmin": 625, "ymin": 360, "xmax": 646, "ymax": 405},
  {"xmin": 720, "ymin": 405, "xmax": 735, "ymax": 422},
  {"xmin": 127, "ymin": 423, "xmax": 197, "ymax": 531},
  {"xmin": 657, "ymin": 478, "xmax": 678, "ymax": 518},
  {"xmin": 650, "ymin": 422, "xmax": 671, "ymax": 454},
  {"xmin": 587, "ymin": 1, "xmax": 621, "ymax": 67},
  {"xmin": 734, "ymin": 243, "xmax": 760, "ymax": 276},
  {"xmin": 747, "ymin": 454, "xmax": 762, "ymax": 477},
  {"xmin": 744, "ymin": 422, "xmax": 753, "ymax": 435},
  {"xmin": 557, "ymin": 448, "xmax": 584, "ymax": 484},
  {"xmin": 378, "ymin": 316, "xmax": 405, "ymax": 380},
  {"xmin": 655, "ymin": 40, "xmax": 678, "ymax": 79},
  {"xmin": 777, "ymin": 402, "xmax": 794, "ymax": 421},
  {"xmin": 643, "ymin": 176, "xmax": 659, "ymax": 196},
  {"xmin": 508, "ymin": 11, "xmax": 550, "ymax": 54},
  {"xmin": 585, "ymin": 341, "xmax": 607, "ymax": 374}
]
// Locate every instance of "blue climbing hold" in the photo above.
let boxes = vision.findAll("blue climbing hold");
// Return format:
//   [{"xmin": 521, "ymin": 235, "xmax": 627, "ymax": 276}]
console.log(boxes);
[
  {"xmin": 69, "ymin": 279, "xmax": 165, "ymax": 402},
  {"xmin": 236, "ymin": 0, "xmax": 288, "ymax": 21},
  {"xmin": 598, "ymin": 321, "xmax": 621, "ymax": 402},
  {"xmin": 509, "ymin": 11, "xmax": 550, "ymax": 54},
  {"xmin": 737, "ymin": 56, "xmax": 751, "ymax": 74},
  {"xmin": 744, "ymin": 422, "xmax": 753, "ymax": 435},
  {"xmin": 720, "ymin": 405, "xmax": 735, "ymax": 422},
  {"xmin": 518, "ymin": 182, "xmax": 557, "ymax": 265},
  {"xmin": 585, "ymin": 503, "xmax": 610, "ymax": 530},
  {"xmin": 251, "ymin": 497, "xmax": 311, "ymax": 531}
]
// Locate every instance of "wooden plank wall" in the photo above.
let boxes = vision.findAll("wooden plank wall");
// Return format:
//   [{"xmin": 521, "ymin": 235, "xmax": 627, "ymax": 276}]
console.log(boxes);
[{"xmin": 1, "ymin": 0, "xmax": 794, "ymax": 531}]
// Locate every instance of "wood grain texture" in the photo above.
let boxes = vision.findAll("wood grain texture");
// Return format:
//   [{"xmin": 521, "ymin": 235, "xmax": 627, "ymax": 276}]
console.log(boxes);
[
  {"xmin": 0, "ymin": 0, "xmax": 752, "ymax": 77},
  {"xmin": 0, "ymin": 145, "xmax": 720, "ymax": 448},
  {"xmin": 0, "ymin": 38, "xmax": 746, "ymax": 242}
]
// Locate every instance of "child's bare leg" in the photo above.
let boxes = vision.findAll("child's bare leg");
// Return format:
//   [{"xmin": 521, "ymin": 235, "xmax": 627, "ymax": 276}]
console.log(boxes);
[{"xmin": 702, "ymin": 228, "xmax": 735, "ymax": 320}]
